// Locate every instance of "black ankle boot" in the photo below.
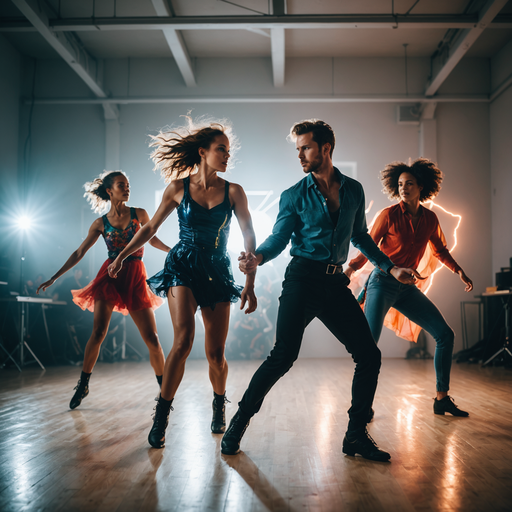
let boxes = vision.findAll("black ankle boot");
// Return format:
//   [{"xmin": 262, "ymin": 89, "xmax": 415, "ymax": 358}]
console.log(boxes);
[
  {"xmin": 342, "ymin": 428, "xmax": 391, "ymax": 462},
  {"xmin": 148, "ymin": 396, "xmax": 174, "ymax": 449},
  {"xmin": 211, "ymin": 392, "xmax": 230, "ymax": 434},
  {"xmin": 221, "ymin": 409, "xmax": 250, "ymax": 455},
  {"xmin": 434, "ymin": 396, "xmax": 469, "ymax": 417},
  {"xmin": 69, "ymin": 373, "xmax": 91, "ymax": 410}
]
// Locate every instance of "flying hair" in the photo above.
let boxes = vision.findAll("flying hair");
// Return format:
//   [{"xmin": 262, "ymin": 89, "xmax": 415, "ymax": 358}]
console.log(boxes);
[
  {"xmin": 149, "ymin": 115, "xmax": 239, "ymax": 183},
  {"xmin": 83, "ymin": 170, "xmax": 127, "ymax": 213}
]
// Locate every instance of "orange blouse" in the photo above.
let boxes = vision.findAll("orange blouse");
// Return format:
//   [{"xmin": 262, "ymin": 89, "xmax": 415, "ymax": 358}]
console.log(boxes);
[{"xmin": 348, "ymin": 201, "xmax": 461, "ymax": 274}]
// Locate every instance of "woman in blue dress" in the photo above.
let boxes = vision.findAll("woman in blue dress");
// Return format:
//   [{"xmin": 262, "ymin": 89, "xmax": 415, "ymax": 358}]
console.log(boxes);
[{"xmin": 108, "ymin": 118, "xmax": 257, "ymax": 448}]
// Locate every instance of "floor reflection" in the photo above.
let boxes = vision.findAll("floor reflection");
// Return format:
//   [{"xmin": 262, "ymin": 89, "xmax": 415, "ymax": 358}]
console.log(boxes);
[{"xmin": 222, "ymin": 451, "xmax": 293, "ymax": 512}]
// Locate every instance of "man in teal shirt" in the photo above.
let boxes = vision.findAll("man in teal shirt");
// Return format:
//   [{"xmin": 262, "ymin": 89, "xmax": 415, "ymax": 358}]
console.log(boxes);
[{"xmin": 222, "ymin": 120, "xmax": 419, "ymax": 462}]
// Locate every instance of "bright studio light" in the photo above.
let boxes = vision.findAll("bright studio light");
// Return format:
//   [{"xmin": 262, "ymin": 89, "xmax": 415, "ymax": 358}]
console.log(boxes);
[{"xmin": 17, "ymin": 216, "xmax": 32, "ymax": 230}]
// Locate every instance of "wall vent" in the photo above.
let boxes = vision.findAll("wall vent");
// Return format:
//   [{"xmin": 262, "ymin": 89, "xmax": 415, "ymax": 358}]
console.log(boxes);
[{"xmin": 397, "ymin": 104, "xmax": 421, "ymax": 125}]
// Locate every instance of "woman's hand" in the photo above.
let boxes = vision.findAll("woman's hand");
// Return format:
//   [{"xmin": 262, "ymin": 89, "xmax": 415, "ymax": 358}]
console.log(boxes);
[
  {"xmin": 240, "ymin": 285, "xmax": 257, "ymax": 314},
  {"xmin": 239, "ymin": 251, "xmax": 261, "ymax": 275},
  {"xmin": 390, "ymin": 266, "xmax": 425, "ymax": 285},
  {"xmin": 108, "ymin": 258, "xmax": 123, "ymax": 278},
  {"xmin": 459, "ymin": 270, "xmax": 473, "ymax": 292},
  {"xmin": 37, "ymin": 278, "xmax": 56, "ymax": 294}
]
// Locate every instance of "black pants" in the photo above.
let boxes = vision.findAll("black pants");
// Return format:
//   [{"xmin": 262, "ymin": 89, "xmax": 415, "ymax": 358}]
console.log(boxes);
[{"xmin": 238, "ymin": 257, "xmax": 382, "ymax": 433}]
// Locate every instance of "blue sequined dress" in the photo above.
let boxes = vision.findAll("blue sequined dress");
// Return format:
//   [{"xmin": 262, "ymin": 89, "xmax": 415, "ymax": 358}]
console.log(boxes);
[{"xmin": 147, "ymin": 177, "xmax": 243, "ymax": 309}]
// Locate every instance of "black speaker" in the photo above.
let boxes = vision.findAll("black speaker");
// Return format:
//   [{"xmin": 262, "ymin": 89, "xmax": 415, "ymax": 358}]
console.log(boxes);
[{"xmin": 496, "ymin": 268, "xmax": 512, "ymax": 290}]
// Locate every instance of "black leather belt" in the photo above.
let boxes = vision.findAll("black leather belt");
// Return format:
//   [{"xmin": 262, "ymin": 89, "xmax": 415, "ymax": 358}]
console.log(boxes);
[
  {"xmin": 325, "ymin": 263, "xmax": 344, "ymax": 275},
  {"xmin": 295, "ymin": 257, "xmax": 344, "ymax": 275}
]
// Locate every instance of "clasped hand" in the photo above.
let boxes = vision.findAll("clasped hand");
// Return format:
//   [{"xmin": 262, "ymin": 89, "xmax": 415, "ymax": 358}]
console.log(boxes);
[{"xmin": 238, "ymin": 251, "xmax": 259, "ymax": 274}]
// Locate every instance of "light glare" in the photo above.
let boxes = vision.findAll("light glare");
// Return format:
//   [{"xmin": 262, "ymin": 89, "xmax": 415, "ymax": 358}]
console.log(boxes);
[{"xmin": 17, "ymin": 216, "xmax": 31, "ymax": 230}]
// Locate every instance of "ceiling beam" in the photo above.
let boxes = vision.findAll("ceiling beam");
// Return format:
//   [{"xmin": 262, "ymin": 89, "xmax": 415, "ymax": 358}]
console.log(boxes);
[
  {"xmin": 11, "ymin": 0, "xmax": 118, "ymax": 119},
  {"xmin": 3, "ymin": 14, "xmax": 512, "ymax": 32},
  {"xmin": 425, "ymin": 0, "xmax": 509, "ymax": 96},
  {"xmin": 151, "ymin": 0, "xmax": 196, "ymax": 87},
  {"xmin": 24, "ymin": 95, "xmax": 490, "ymax": 106},
  {"xmin": 271, "ymin": 28, "xmax": 285, "ymax": 87},
  {"xmin": 272, "ymin": 0, "xmax": 286, "ymax": 17}
]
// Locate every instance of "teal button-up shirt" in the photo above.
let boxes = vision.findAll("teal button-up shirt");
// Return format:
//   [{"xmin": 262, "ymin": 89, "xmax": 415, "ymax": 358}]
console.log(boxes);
[{"xmin": 257, "ymin": 168, "xmax": 394, "ymax": 273}]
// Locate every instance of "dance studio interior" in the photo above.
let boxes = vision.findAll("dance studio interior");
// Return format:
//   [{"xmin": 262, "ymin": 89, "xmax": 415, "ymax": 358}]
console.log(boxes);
[{"xmin": 1, "ymin": 1, "xmax": 512, "ymax": 511}]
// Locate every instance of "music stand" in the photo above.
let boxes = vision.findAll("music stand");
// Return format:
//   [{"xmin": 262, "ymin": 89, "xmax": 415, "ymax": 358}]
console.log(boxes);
[
  {"xmin": 100, "ymin": 316, "xmax": 143, "ymax": 362},
  {"xmin": 482, "ymin": 291, "xmax": 512, "ymax": 366}
]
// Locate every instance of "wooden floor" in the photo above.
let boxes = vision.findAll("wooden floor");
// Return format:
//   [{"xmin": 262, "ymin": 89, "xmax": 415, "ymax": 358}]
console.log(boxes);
[{"xmin": 1, "ymin": 359, "xmax": 512, "ymax": 512}]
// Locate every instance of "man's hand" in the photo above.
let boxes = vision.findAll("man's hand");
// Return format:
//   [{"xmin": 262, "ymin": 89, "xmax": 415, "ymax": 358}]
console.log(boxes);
[
  {"xmin": 239, "ymin": 251, "xmax": 262, "ymax": 274},
  {"xmin": 459, "ymin": 270, "xmax": 473, "ymax": 292},
  {"xmin": 390, "ymin": 266, "xmax": 425, "ymax": 285},
  {"xmin": 240, "ymin": 285, "xmax": 257, "ymax": 314}
]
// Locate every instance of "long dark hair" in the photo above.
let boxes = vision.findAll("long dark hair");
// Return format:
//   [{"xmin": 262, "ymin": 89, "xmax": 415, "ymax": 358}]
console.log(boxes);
[{"xmin": 149, "ymin": 116, "xmax": 239, "ymax": 183}]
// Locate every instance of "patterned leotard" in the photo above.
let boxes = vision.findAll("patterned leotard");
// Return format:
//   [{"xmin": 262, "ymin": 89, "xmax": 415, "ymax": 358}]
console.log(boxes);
[{"xmin": 72, "ymin": 207, "xmax": 163, "ymax": 315}]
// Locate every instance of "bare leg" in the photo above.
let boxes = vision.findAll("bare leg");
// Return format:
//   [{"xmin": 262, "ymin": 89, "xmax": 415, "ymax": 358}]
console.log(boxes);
[
  {"xmin": 160, "ymin": 286, "xmax": 197, "ymax": 401},
  {"xmin": 130, "ymin": 308, "xmax": 165, "ymax": 375},
  {"xmin": 82, "ymin": 300, "xmax": 115, "ymax": 373},
  {"xmin": 201, "ymin": 302, "xmax": 230, "ymax": 395}
]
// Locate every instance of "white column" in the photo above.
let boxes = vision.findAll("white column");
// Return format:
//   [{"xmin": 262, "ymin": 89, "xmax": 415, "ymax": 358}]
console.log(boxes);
[{"xmin": 105, "ymin": 118, "xmax": 120, "ymax": 170}]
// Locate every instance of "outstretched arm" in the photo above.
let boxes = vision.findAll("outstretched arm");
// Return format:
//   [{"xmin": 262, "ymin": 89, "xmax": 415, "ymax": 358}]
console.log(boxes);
[
  {"xmin": 136, "ymin": 208, "xmax": 171, "ymax": 253},
  {"xmin": 232, "ymin": 184, "xmax": 257, "ymax": 314},
  {"xmin": 429, "ymin": 223, "xmax": 473, "ymax": 292},
  {"xmin": 36, "ymin": 219, "xmax": 103, "ymax": 293},
  {"xmin": 239, "ymin": 190, "xmax": 296, "ymax": 275},
  {"xmin": 108, "ymin": 184, "xmax": 179, "ymax": 277}
]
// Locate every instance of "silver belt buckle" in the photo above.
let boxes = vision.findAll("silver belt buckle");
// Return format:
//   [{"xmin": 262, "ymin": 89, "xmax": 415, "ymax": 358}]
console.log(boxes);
[{"xmin": 326, "ymin": 264, "xmax": 336, "ymax": 275}]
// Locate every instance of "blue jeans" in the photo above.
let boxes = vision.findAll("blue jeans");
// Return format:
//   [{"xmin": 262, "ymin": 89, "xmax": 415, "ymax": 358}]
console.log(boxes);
[{"xmin": 364, "ymin": 269, "xmax": 454, "ymax": 392}]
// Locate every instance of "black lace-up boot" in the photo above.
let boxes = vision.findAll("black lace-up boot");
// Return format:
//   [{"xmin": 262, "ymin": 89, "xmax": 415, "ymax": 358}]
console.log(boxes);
[
  {"xmin": 342, "ymin": 428, "xmax": 391, "ymax": 462},
  {"xmin": 434, "ymin": 396, "xmax": 469, "ymax": 417},
  {"xmin": 211, "ymin": 392, "xmax": 230, "ymax": 434},
  {"xmin": 148, "ymin": 396, "xmax": 174, "ymax": 449},
  {"xmin": 69, "ymin": 371, "xmax": 91, "ymax": 410},
  {"xmin": 221, "ymin": 409, "xmax": 251, "ymax": 455}
]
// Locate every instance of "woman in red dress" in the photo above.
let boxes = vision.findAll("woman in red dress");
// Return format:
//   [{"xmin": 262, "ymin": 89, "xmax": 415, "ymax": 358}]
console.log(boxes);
[{"xmin": 37, "ymin": 171, "xmax": 169, "ymax": 409}]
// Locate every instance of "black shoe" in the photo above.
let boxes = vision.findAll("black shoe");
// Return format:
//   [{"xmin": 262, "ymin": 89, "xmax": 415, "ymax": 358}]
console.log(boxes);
[
  {"xmin": 69, "ymin": 380, "xmax": 89, "ymax": 410},
  {"xmin": 342, "ymin": 429, "xmax": 391, "ymax": 462},
  {"xmin": 367, "ymin": 407, "xmax": 375, "ymax": 423},
  {"xmin": 221, "ymin": 409, "xmax": 250, "ymax": 455},
  {"xmin": 148, "ymin": 397, "xmax": 173, "ymax": 449},
  {"xmin": 211, "ymin": 392, "xmax": 230, "ymax": 434},
  {"xmin": 433, "ymin": 396, "xmax": 469, "ymax": 417}
]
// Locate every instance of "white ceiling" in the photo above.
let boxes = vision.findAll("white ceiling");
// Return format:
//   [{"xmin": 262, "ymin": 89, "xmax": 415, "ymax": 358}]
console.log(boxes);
[{"xmin": 2, "ymin": 0, "xmax": 512, "ymax": 60}]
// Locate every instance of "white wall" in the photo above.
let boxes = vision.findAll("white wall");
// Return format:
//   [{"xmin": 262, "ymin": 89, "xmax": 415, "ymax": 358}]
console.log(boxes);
[
  {"xmin": 490, "ymin": 40, "xmax": 512, "ymax": 277},
  {"xmin": 13, "ymin": 55, "xmax": 494, "ymax": 358},
  {"xmin": 0, "ymin": 34, "xmax": 22, "ymax": 285}
]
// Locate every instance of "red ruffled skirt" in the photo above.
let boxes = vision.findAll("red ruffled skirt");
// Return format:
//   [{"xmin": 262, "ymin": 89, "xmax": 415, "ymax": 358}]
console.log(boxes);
[{"xmin": 72, "ymin": 258, "xmax": 164, "ymax": 316}]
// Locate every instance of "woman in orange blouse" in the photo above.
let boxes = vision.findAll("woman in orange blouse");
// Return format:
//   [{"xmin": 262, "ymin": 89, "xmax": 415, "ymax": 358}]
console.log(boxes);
[{"xmin": 346, "ymin": 158, "xmax": 473, "ymax": 417}]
